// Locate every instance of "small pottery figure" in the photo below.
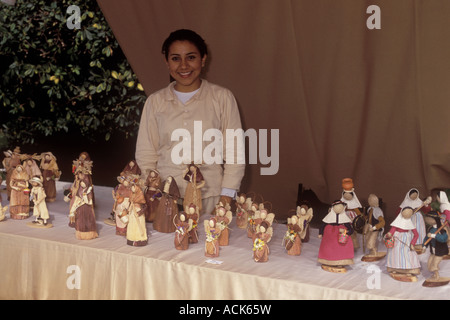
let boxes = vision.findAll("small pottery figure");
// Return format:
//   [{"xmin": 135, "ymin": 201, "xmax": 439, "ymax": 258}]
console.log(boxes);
[
  {"xmin": 340, "ymin": 178, "xmax": 363, "ymax": 250},
  {"xmin": 174, "ymin": 212, "xmax": 193, "ymax": 250},
  {"xmin": 39, "ymin": 152, "xmax": 61, "ymax": 202},
  {"xmin": 253, "ymin": 221, "xmax": 273, "ymax": 262},
  {"xmin": 126, "ymin": 182, "xmax": 148, "ymax": 246},
  {"xmin": 9, "ymin": 165, "xmax": 30, "ymax": 220},
  {"xmin": 283, "ymin": 214, "xmax": 302, "ymax": 256},
  {"xmin": 112, "ymin": 175, "xmax": 133, "ymax": 236},
  {"xmin": 69, "ymin": 171, "xmax": 98, "ymax": 240},
  {"xmin": 422, "ymin": 211, "xmax": 449, "ymax": 287},
  {"xmin": 143, "ymin": 169, "xmax": 162, "ymax": 222},
  {"xmin": 385, "ymin": 207, "xmax": 421, "ymax": 282},
  {"xmin": 296, "ymin": 202, "xmax": 314, "ymax": 243},
  {"xmin": 0, "ymin": 204, "xmax": 8, "ymax": 222},
  {"xmin": 185, "ymin": 203, "xmax": 199, "ymax": 243},
  {"xmin": 204, "ymin": 217, "xmax": 221, "ymax": 257},
  {"xmin": 28, "ymin": 176, "xmax": 51, "ymax": 227},
  {"xmin": 154, "ymin": 176, "xmax": 180, "ymax": 233},
  {"xmin": 183, "ymin": 164, "xmax": 205, "ymax": 213},
  {"xmin": 216, "ymin": 205, "xmax": 233, "ymax": 246},
  {"xmin": 361, "ymin": 194, "xmax": 386, "ymax": 262},
  {"xmin": 397, "ymin": 188, "xmax": 431, "ymax": 253},
  {"xmin": 235, "ymin": 193, "xmax": 251, "ymax": 229},
  {"xmin": 318, "ymin": 200, "xmax": 354, "ymax": 273},
  {"xmin": 436, "ymin": 191, "xmax": 450, "ymax": 250}
]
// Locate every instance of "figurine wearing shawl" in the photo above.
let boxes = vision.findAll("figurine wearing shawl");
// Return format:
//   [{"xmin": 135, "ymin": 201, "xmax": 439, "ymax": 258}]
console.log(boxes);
[
  {"xmin": 143, "ymin": 169, "xmax": 162, "ymax": 222},
  {"xmin": 9, "ymin": 165, "xmax": 30, "ymax": 220},
  {"xmin": 253, "ymin": 220, "xmax": 273, "ymax": 262},
  {"xmin": 340, "ymin": 178, "xmax": 363, "ymax": 250},
  {"xmin": 422, "ymin": 211, "xmax": 449, "ymax": 287},
  {"xmin": 397, "ymin": 188, "xmax": 431, "ymax": 252},
  {"xmin": 174, "ymin": 212, "xmax": 193, "ymax": 250},
  {"xmin": 361, "ymin": 194, "xmax": 386, "ymax": 262},
  {"xmin": 284, "ymin": 214, "xmax": 302, "ymax": 256},
  {"xmin": 23, "ymin": 155, "xmax": 42, "ymax": 179},
  {"xmin": 39, "ymin": 152, "xmax": 61, "ymax": 202},
  {"xmin": 385, "ymin": 207, "xmax": 421, "ymax": 282},
  {"xmin": 29, "ymin": 176, "xmax": 50, "ymax": 227},
  {"xmin": 436, "ymin": 191, "xmax": 450, "ymax": 249},
  {"xmin": 318, "ymin": 200, "xmax": 354, "ymax": 273},
  {"xmin": 204, "ymin": 217, "xmax": 221, "ymax": 257},
  {"xmin": 154, "ymin": 176, "xmax": 180, "ymax": 233},
  {"xmin": 126, "ymin": 181, "xmax": 148, "ymax": 246},
  {"xmin": 120, "ymin": 160, "xmax": 141, "ymax": 178},
  {"xmin": 112, "ymin": 176, "xmax": 132, "ymax": 236},
  {"xmin": 183, "ymin": 164, "xmax": 205, "ymax": 214}
]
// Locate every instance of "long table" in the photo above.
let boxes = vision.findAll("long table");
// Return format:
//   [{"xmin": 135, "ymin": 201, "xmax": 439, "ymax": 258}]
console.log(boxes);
[{"xmin": 0, "ymin": 182, "xmax": 449, "ymax": 300}]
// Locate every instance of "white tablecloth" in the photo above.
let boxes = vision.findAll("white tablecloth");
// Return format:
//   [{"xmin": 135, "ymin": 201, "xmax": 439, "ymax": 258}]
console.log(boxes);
[{"xmin": 0, "ymin": 182, "xmax": 449, "ymax": 300}]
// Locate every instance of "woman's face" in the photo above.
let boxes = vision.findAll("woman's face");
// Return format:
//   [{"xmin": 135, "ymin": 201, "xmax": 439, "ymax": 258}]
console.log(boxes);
[{"xmin": 166, "ymin": 40, "xmax": 206, "ymax": 92}]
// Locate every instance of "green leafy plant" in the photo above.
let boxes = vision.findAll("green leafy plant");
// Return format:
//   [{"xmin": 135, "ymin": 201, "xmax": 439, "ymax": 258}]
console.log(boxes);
[{"xmin": 0, "ymin": 0, "xmax": 146, "ymax": 145}]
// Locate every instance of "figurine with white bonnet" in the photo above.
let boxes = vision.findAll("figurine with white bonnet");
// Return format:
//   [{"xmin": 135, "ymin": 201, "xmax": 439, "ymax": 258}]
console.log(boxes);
[{"xmin": 28, "ymin": 176, "xmax": 52, "ymax": 228}]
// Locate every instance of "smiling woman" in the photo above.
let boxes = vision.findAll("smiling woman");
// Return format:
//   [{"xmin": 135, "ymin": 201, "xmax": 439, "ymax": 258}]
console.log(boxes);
[{"xmin": 135, "ymin": 29, "xmax": 246, "ymax": 217}]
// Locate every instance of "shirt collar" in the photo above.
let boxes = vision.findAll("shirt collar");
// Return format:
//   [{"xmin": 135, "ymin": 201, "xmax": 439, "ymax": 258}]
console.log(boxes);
[{"xmin": 165, "ymin": 79, "xmax": 208, "ymax": 102}]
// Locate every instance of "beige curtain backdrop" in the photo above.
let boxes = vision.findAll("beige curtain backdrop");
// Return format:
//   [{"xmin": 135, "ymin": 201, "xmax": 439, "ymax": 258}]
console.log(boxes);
[{"xmin": 97, "ymin": 0, "xmax": 450, "ymax": 224}]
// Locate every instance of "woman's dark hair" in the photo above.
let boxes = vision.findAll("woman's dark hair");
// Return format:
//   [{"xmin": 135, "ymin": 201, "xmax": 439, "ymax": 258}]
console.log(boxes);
[{"xmin": 161, "ymin": 29, "xmax": 208, "ymax": 60}]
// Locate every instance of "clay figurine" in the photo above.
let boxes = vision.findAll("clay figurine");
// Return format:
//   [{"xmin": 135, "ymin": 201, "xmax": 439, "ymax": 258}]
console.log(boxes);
[
  {"xmin": 296, "ymin": 202, "xmax": 314, "ymax": 243},
  {"xmin": 174, "ymin": 211, "xmax": 193, "ymax": 250},
  {"xmin": 397, "ymin": 188, "xmax": 431, "ymax": 253},
  {"xmin": 340, "ymin": 178, "xmax": 363, "ymax": 250},
  {"xmin": 9, "ymin": 164, "xmax": 30, "ymax": 220},
  {"xmin": 318, "ymin": 200, "xmax": 354, "ymax": 273},
  {"xmin": 422, "ymin": 211, "xmax": 449, "ymax": 287},
  {"xmin": 28, "ymin": 176, "xmax": 51, "ymax": 228},
  {"xmin": 39, "ymin": 152, "xmax": 61, "ymax": 202},
  {"xmin": 216, "ymin": 204, "xmax": 233, "ymax": 246},
  {"xmin": 204, "ymin": 217, "xmax": 221, "ymax": 257},
  {"xmin": 126, "ymin": 181, "xmax": 148, "ymax": 246},
  {"xmin": 283, "ymin": 213, "xmax": 302, "ymax": 256},
  {"xmin": 361, "ymin": 194, "xmax": 386, "ymax": 262},
  {"xmin": 183, "ymin": 164, "xmax": 205, "ymax": 214},
  {"xmin": 384, "ymin": 207, "xmax": 421, "ymax": 282},
  {"xmin": 253, "ymin": 220, "xmax": 273, "ymax": 262},
  {"xmin": 154, "ymin": 176, "xmax": 180, "ymax": 233},
  {"xmin": 143, "ymin": 169, "xmax": 162, "ymax": 222}
]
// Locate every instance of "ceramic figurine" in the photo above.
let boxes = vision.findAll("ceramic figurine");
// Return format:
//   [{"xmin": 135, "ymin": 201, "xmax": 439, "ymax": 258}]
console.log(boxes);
[
  {"xmin": 283, "ymin": 213, "xmax": 302, "ymax": 256},
  {"xmin": 397, "ymin": 188, "xmax": 431, "ymax": 253},
  {"xmin": 126, "ymin": 181, "xmax": 148, "ymax": 246},
  {"xmin": 384, "ymin": 207, "xmax": 421, "ymax": 282},
  {"xmin": 252, "ymin": 208, "xmax": 275, "ymax": 242},
  {"xmin": 204, "ymin": 217, "xmax": 221, "ymax": 257},
  {"xmin": 296, "ymin": 202, "xmax": 314, "ymax": 243},
  {"xmin": 9, "ymin": 164, "xmax": 30, "ymax": 220},
  {"xmin": 143, "ymin": 169, "xmax": 162, "ymax": 222},
  {"xmin": 28, "ymin": 176, "xmax": 51, "ymax": 227},
  {"xmin": 4, "ymin": 147, "xmax": 22, "ymax": 199},
  {"xmin": 39, "ymin": 152, "xmax": 61, "ymax": 202},
  {"xmin": 185, "ymin": 203, "xmax": 199, "ymax": 243},
  {"xmin": 216, "ymin": 204, "xmax": 233, "ymax": 246},
  {"xmin": 422, "ymin": 211, "xmax": 449, "ymax": 287},
  {"xmin": 247, "ymin": 201, "xmax": 259, "ymax": 239},
  {"xmin": 154, "ymin": 176, "xmax": 180, "ymax": 233},
  {"xmin": 235, "ymin": 193, "xmax": 251, "ymax": 229},
  {"xmin": 340, "ymin": 178, "xmax": 363, "ymax": 250},
  {"xmin": 0, "ymin": 203, "xmax": 8, "ymax": 222},
  {"xmin": 112, "ymin": 175, "xmax": 132, "ymax": 236},
  {"xmin": 318, "ymin": 200, "xmax": 354, "ymax": 273},
  {"xmin": 68, "ymin": 169, "xmax": 98, "ymax": 240},
  {"xmin": 253, "ymin": 221, "xmax": 273, "ymax": 262},
  {"xmin": 436, "ymin": 191, "xmax": 450, "ymax": 251},
  {"xmin": 174, "ymin": 211, "xmax": 193, "ymax": 250},
  {"xmin": 361, "ymin": 194, "xmax": 386, "ymax": 262},
  {"xmin": 183, "ymin": 164, "xmax": 205, "ymax": 213}
]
